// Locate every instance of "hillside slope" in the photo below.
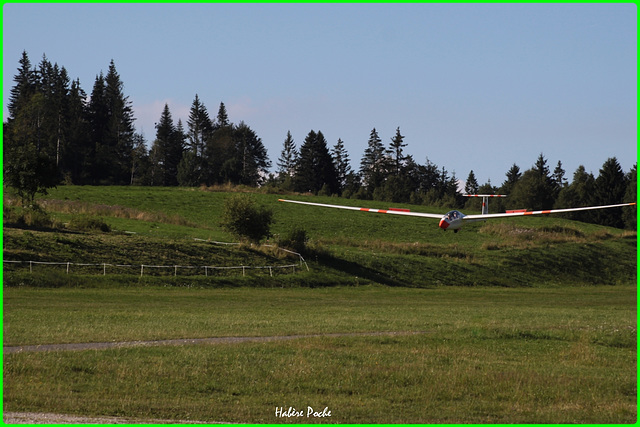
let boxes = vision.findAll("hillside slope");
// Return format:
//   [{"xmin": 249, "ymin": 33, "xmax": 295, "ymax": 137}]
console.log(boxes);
[{"xmin": 3, "ymin": 186, "xmax": 636, "ymax": 287}]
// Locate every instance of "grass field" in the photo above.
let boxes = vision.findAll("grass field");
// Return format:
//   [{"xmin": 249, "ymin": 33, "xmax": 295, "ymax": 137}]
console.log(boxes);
[
  {"xmin": 2, "ymin": 186, "xmax": 637, "ymax": 423},
  {"xmin": 4, "ymin": 286, "xmax": 637, "ymax": 423}
]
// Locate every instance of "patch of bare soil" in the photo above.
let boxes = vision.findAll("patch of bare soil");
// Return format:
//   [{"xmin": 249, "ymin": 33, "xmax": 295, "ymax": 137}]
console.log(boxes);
[{"xmin": 3, "ymin": 412, "xmax": 209, "ymax": 424}]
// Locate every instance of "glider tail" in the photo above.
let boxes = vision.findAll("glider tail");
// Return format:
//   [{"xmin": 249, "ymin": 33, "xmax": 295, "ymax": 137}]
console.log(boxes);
[{"xmin": 463, "ymin": 194, "xmax": 508, "ymax": 215}]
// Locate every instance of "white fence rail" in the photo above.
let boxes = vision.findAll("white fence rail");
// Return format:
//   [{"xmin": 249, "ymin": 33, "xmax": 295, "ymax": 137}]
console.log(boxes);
[
  {"xmin": 4, "ymin": 238, "xmax": 310, "ymax": 278},
  {"xmin": 3, "ymin": 259, "xmax": 306, "ymax": 277}
]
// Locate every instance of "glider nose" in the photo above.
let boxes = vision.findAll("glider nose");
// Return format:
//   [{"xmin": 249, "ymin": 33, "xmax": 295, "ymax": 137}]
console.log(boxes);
[{"xmin": 439, "ymin": 217, "xmax": 450, "ymax": 230}]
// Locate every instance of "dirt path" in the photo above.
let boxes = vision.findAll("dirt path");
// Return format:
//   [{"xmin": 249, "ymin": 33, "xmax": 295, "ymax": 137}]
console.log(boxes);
[
  {"xmin": 4, "ymin": 330, "xmax": 425, "ymax": 354},
  {"xmin": 3, "ymin": 411, "xmax": 211, "ymax": 424}
]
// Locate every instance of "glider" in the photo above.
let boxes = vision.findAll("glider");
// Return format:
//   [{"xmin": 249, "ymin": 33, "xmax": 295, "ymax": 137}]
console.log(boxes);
[{"xmin": 278, "ymin": 195, "xmax": 636, "ymax": 233}]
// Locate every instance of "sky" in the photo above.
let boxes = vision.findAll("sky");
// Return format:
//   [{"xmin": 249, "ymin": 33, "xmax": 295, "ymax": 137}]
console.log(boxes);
[{"xmin": 3, "ymin": 3, "xmax": 637, "ymax": 187}]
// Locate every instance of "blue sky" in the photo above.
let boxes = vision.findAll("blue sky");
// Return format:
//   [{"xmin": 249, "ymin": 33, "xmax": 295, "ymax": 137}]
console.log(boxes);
[{"xmin": 3, "ymin": 3, "xmax": 637, "ymax": 187}]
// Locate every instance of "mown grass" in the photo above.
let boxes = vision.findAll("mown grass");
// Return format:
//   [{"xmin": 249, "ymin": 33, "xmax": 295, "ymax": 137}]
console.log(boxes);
[{"xmin": 3, "ymin": 286, "xmax": 636, "ymax": 423}]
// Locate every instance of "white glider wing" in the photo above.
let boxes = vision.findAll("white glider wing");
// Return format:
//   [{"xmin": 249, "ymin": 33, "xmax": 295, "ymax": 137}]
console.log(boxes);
[
  {"xmin": 463, "ymin": 202, "xmax": 636, "ymax": 220},
  {"xmin": 278, "ymin": 199, "xmax": 444, "ymax": 219}
]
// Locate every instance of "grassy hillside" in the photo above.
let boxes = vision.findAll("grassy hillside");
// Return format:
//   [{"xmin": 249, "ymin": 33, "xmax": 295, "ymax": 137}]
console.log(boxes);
[{"xmin": 3, "ymin": 185, "xmax": 636, "ymax": 287}]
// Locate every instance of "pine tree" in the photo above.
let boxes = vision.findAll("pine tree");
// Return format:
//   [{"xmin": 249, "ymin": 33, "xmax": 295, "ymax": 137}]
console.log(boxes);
[
  {"xmin": 130, "ymin": 132, "xmax": 149, "ymax": 185},
  {"xmin": 552, "ymin": 160, "xmax": 566, "ymax": 196},
  {"xmin": 232, "ymin": 121, "xmax": 270, "ymax": 186},
  {"xmin": 3, "ymin": 92, "xmax": 58, "ymax": 204},
  {"xmin": 8, "ymin": 51, "xmax": 37, "ymax": 119},
  {"xmin": 388, "ymin": 127, "xmax": 407, "ymax": 176},
  {"xmin": 501, "ymin": 163, "xmax": 521, "ymax": 196},
  {"xmin": 87, "ymin": 73, "xmax": 109, "ymax": 183},
  {"xmin": 151, "ymin": 104, "xmax": 183, "ymax": 186},
  {"xmin": 510, "ymin": 153, "xmax": 556, "ymax": 209},
  {"xmin": 295, "ymin": 130, "xmax": 338, "ymax": 194},
  {"xmin": 622, "ymin": 164, "xmax": 637, "ymax": 230},
  {"xmin": 216, "ymin": 102, "xmax": 230, "ymax": 128},
  {"xmin": 66, "ymin": 78, "xmax": 90, "ymax": 183},
  {"xmin": 331, "ymin": 138, "xmax": 351, "ymax": 192},
  {"xmin": 277, "ymin": 131, "xmax": 298, "ymax": 178},
  {"xmin": 186, "ymin": 94, "xmax": 212, "ymax": 157},
  {"xmin": 464, "ymin": 170, "xmax": 479, "ymax": 194},
  {"xmin": 555, "ymin": 165, "xmax": 596, "ymax": 222},
  {"xmin": 360, "ymin": 128, "xmax": 388, "ymax": 191},
  {"xmin": 592, "ymin": 157, "xmax": 628, "ymax": 228},
  {"xmin": 104, "ymin": 59, "xmax": 135, "ymax": 184}
]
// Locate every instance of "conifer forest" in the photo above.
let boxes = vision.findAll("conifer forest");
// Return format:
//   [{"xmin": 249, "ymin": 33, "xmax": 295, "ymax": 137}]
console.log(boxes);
[{"xmin": 4, "ymin": 51, "xmax": 636, "ymax": 229}]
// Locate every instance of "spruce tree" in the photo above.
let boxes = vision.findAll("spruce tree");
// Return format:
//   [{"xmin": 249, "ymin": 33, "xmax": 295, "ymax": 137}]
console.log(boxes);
[
  {"xmin": 388, "ymin": 127, "xmax": 407, "ymax": 176},
  {"xmin": 186, "ymin": 94, "xmax": 212, "ymax": 157},
  {"xmin": 295, "ymin": 130, "xmax": 338, "ymax": 194},
  {"xmin": 592, "ymin": 157, "xmax": 628, "ymax": 227},
  {"xmin": 151, "ymin": 104, "xmax": 183, "ymax": 186},
  {"xmin": 331, "ymin": 138, "xmax": 351, "ymax": 193},
  {"xmin": 360, "ymin": 128, "xmax": 388, "ymax": 192},
  {"xmin": 104, "ymin": 59, "xmax": 135, "ymax": 184},
  {"xmin": 464, "ymin": 170, "xmax": 479, "ymax": 194},
  {"xmin": 622, "ymin": 164, "xmax": 637, "ymax": 230},
  {"xmin": 66, "ymin": 78, "xmax": 90, "ymax": 183},
  {"xmin": 277, "ymin": 131, "xmax": 298, "ymax": 178},
  {"xmin": 216, "ymin": 102, "xmax": 230, "ymax": 128},
  {"xmin": 501, "ymin": 163, "xmax": 521, "ymax": 196},
  {"xmin": 555, "ymin": 165, "xmax": 596, "ymax": 222},
  {"xmin": 232, "ymin": 121, "xmax": 270, "ymax": 186},
  {"xmin": 4, "ymin": 92, "xmax": 58, "ymax": 204},
  {"xmin": 8, "ymin": 51, "xmax": 37, "ymax": 119}
]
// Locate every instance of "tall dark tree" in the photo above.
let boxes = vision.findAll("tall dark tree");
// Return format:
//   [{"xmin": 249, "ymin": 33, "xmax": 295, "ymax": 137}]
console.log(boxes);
[
  {"xmin": 592, "ymin": 157, "xmax": 628, "ymax": 228},
  {"xmin": 130, "ymin": 132, "xmax": 149, "ymax": 185},
  {"xmin": 64, "ymin": 78, "xmax": 90, "ymax": 183},
  {"xmin": 8, "ymin": 51, "xmax": 37, "ymax": 119},
  {"xmin": 388, "ymin": 127, "xmax": 407, "ymax": 177},
  {"xmin": 231, "ymin": 121, "xmax": 271, "ymax": 186},
  {"xmin": 103, "ymin": 59, "xmax": 136, "ymax": 184},
  {"xmin": 186, "ymin": 94, "xmax": 212, "ymax": 157},
  {"xmin": 3, "ymin": 92, "xmax": 58, "ymax": 204},
  {"xmin": 216, "ymin": 102, "xmax": 230, "ymax": 128},
  {"xmin": 331, "ymin": 138, "xmax": 352, "ymax": 193},
  {"xmin": 500, "ymin": 163, "xmax": 521, "ymax": 196},
  {"xmin": 509, "ymin": 154, "xmax": 555, "ymax": 210},
  {"xmin": 622, "ymin": 163, "xmax": 637, "ymax": 230},
  {"xmin": 150, "ymin": 104, "xmax": 183, "ymax": 186},
  {"xmin": 295, "ymin": 130, "xmax": 338, "ymax": 194},
  {"xmin": 360, "ymin": 128, "xmax": 388, "ymax": 191},
  {"xmin": 87, "ymin": 72, "xmax": 109, "ymax": 183},
  {"xmin": 464, "ymin": 170, "xmax": 479, "ymax": 194},
  {"xmin": 555, "ymin": 165, "xmax": 596, "ymax": 222},
  {"xmin": 277, "ymin": 130, "xmax": 298, "ymax": 179},
  {"xmin": 552, "ymin": 160, "xmax": 567, "ymax": 196},
  {"xmin": 179, "ymin": 96, "xmax": 211, "ymax": 186}
]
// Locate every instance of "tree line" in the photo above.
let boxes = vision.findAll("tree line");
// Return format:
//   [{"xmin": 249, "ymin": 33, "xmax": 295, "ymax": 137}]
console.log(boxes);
[{"xmin": 3, "ymin": 51, "xmax": 636, "ymax": 229}]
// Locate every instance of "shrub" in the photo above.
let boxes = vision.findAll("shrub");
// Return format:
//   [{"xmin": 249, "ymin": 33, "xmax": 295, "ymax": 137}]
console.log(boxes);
[
  {"xmin": 69, "ymin": 215, "xmax": 111, "ymax": 232},
  {"xmin": 220, "ymin": 195, "xmax": 273, "ymax": 243},
  {"xmin": 3, "ymin": 205, "xmax": 54, "ymax": 229},
  {"xmin": 278, "ymin": 227, "xmax": 308, "ymax": 254}
]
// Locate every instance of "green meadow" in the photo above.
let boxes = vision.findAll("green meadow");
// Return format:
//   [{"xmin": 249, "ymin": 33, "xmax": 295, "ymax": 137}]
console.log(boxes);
[{"xmin": 2, "ymin": 186, "xmax": 637, "ymax": 423}]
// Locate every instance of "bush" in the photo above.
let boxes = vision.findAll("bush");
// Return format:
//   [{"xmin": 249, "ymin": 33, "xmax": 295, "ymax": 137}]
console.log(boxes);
[
  {"xmin": 3, "ymin": 205, "xmax": 54, "ymax": 229},
  {"xmin": 69, "ymin": 215, "xmax": 111, "ymax": 232},
  {"xmin": 278, "ymin": 227, "xmax": 308, "ymax": 254},
  {"xmin": 220, "ymin": 195, "xmax": 274, "ymax": 243}
]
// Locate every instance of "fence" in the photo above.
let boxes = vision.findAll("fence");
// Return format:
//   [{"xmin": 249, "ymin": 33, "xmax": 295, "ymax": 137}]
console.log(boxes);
[
  {"xmin": 3, "ymin": 239, "xmax": 310, "ymax": 278},
  {"xmin": 3, "ymin": 260, "xmax": 304, "ymax": 277}
]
